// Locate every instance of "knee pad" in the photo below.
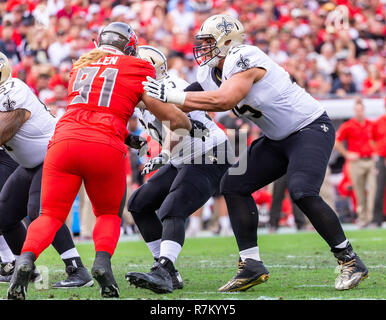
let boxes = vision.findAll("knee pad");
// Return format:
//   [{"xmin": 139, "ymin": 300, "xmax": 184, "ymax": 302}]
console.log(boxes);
[
  {"xmin": 288, "ymin": 183, "xmax": 320, "ymax": 202},
  {"xmin": 127, "ymin": 183, "xmax": 159, "ymax": 215}
]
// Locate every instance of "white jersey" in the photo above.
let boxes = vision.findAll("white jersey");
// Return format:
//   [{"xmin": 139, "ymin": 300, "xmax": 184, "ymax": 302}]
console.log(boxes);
[
  {"xmin": 221, "ymin": 45, "xmax": 325, "ymax": 140},
  {"xmin": 135, "ymin": 74, "xmax": 229, "ymax": 166},
  {"xmin": 0, "ymin": 78, "xmax": 57, "ymax": 168}
]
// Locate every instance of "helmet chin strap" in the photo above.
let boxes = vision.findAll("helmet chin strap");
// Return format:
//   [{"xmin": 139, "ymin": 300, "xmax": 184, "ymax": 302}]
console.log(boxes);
[{"xmin": 207, "ymin": 56, "xmax": 221, "ymax": 68}]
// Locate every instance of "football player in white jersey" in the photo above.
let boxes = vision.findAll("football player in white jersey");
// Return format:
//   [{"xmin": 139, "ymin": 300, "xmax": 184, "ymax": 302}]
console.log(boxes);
[
  {"xmin": 0, "ymin": 52, "xmax": 94, "ymax": 290},
  {"xmin": 0, "ymin": 148, "xmax": 19, "ymax": 282},
  {"xmin": 143, "ymin": 15, "xmax": 369, "ymax": 292},
  {"xmin": 125, "ymin": 45, "xmax": 233, "ymax": 293}
]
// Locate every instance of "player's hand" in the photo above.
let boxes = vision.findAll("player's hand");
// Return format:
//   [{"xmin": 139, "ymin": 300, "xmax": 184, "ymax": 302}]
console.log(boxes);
[
  {"xmin": 125, "ymin": 134, "xmax": 148, "ymax": 157},
  {"xmin": 142, "ymin": 76, "xmax": 186, "ymax": 105},
  {"xmin": 189, "ymin": 119, "xmax": 209, "ymax": 141},
  {"xmin": 141, "ymin": 151, "xmax": 170, "ymax": 175}
]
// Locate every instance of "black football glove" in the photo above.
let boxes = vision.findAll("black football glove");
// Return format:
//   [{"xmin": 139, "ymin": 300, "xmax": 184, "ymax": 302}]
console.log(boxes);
[
  {"xmin": 189, "ymin": 119, "xmax": 209, "ymax": 141},
  {"xmin": 141, "ymin": 151, "xmax": 170, "ymax": 175},
  {"xmin": 125, "ymin": 133, "xmax": 148, "ymax": 156}
]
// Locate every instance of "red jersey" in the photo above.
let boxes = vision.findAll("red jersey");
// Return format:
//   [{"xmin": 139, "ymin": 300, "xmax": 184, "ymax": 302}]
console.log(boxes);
[
  {"xmin": 336, "ymin": 118, "xmax": 374, "ymax": 157},
  {"xmin": 372, "ymin": 115, "xmax": 386, "ymax": 157},
  {"xmin": 50, "ymin": 54, "xmax": 156, "ymax": 152}
]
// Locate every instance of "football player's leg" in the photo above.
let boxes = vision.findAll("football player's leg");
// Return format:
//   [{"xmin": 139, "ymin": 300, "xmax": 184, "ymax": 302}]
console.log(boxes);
[
  {"xmin": 127, "ymin": 164, "xmax": 229, "ymax": 293},
  {"xmin": 27, "ymin": 164, "xmax": 93, "ymax": 288},
  {"xmin": 0, "ymin": 167, "xmax": 32, "ymax": 256},
  {"xmin": 221, "ymin": 137, "xmax": 287, "ymax": 255},
  {"xmin": 9, "ymin": 142, "xmax": 82, "ymax": 300},
  {"xmin": 285, "ymin": 114, "xmax": 368, "ymax": 290},
  {"xmin": 127, "ymin": 164, "xmax": 177, "ymax": 259},
  {"xmin": 21, "ymin": 142, "xmax": 83, "ymax": 259},
  {"xmin": 81, "ymin": 142, "xmax": 127, "ymax": 298},
  {"xmin": 159, "ymin": 164, "xmax": 229, "ymax": 259},
  {"xmin": 218, "ymin": 137, "xmax": 287, "ymax": 292}
]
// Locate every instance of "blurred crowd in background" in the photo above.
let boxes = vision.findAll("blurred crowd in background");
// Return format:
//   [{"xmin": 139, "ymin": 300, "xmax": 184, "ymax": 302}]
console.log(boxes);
[{"xmin": 0, "ymin": 0, "xmax": 385, "ymax": 239}]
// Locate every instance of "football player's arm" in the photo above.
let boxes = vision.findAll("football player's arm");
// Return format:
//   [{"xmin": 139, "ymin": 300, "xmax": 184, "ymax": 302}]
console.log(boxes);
[
  {"xmin": 180, "ymin": 68, "xmax": 264, "ymax": 112},
  {"xmin": 142, "ymin": 93, "xmax": 192, "ymax": 132},
  {"xmin": 0, "ymin": 109, "xmax": 31, "ymax": 145}
]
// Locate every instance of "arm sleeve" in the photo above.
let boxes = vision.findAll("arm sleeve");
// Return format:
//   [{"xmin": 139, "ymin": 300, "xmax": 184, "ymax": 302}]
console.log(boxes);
[{"xmin": 183, "ymin": 81, "xmax": 204, "ymax": 92}]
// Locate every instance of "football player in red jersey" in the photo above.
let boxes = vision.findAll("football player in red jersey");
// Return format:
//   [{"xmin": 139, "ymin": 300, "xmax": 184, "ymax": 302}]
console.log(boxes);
[{"xmin": 7, "ymin": 22, "xmax": 199, "ymax": 300}]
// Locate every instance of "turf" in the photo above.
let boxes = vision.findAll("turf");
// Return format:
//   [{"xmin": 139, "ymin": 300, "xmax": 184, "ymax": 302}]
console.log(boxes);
[{"xmin": 0, "ymin": 228, "xmax": 384, "ymax": 300}]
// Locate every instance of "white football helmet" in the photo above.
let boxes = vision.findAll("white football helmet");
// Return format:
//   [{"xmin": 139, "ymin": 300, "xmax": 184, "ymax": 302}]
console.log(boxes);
[
  {"xmin": 0, "ymin": 52, "xmax": 12, "ymax": 86},
  {"xmin": 193, "ymin": 14, "xmax": 245, "ymax": 68},
  {"xmin": 137, "ymin": 45, "xmax": 167, "ymax": 80}
]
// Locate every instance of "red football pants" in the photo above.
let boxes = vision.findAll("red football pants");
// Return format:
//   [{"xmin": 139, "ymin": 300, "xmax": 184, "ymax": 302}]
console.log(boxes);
[{"xmin": 21, "ymin": 139, "xmax": 126, "ymax": 259}]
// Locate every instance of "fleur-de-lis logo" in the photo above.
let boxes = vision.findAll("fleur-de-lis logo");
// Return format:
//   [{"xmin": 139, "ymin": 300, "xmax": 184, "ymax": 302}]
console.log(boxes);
[
  {"xmin": 216, "ymin": 17, "xmax": 234, "ymax": 35},
  {"xmin": 321, "ymin": 124, "xmax": 329, "ymax": 132},
  {"xmin": 236, "ymin": 55, "xmax": 250, "ymax": 70},
  {"xmin": 2, "ymin": 96, "xmax": 16, "ymax": 111}
]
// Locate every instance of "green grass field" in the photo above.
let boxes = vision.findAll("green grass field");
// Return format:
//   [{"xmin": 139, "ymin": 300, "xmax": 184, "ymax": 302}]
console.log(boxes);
[{"xmin": 1, "ymin": 228, "xmax": 384, "ymax": 300}]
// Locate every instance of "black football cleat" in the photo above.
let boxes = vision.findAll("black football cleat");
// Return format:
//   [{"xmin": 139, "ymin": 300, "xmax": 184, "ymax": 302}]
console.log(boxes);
[
  {"xmin": 7, "ymin": 252, "xmax": 36, "ymax": 300},
  {"xmin": 170, "ymin": 269, "xmax": 184, "ymax": 290},
  {"xmin": 333, "ymin": 243, "xmax": 369, "ymax": 290},
  {"xmin": 91, "ymin": 251, "xmax": 119, "ymax": 298},
  {"xmin": 126, "ymin": 257, "xmax": 174, "ymax": 294},
  {"xmin": 0, "ymin": 261, "xmax": 16, "ymax": 283},
  {"xmin": 150, "ymin": 258, "xmax": 183, "ymax": 290},
  {"xmin": 52, "ymin": 265, "xmax": 94, "ymax": 289},
  {"xmin": 218, "ymin": 258, "xmax": 270, "ymax": 292},
  {"xmin": 0, "ymin": 260, "xmax": 42, "ymax": 284}
]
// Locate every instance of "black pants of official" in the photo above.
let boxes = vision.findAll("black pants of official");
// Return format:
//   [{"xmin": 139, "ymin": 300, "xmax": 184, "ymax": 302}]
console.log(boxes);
[
  {"xmin": 221, "ymin": 112, "xmax": 347, "ymax": 251},
  {"xmin": 127, "ymin": 162, "xmax": 230, "ymax": 246},
  {"xmin": 0, "ymin": 163, "xmax": 76, "ymax": 256}
]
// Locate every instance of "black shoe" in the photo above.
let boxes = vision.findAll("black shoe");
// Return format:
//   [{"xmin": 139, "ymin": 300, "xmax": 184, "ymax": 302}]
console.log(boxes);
[
  {"xmin": 218, "ymin": 258, "xmax": 270, "ymax": 292},
  {"xmin": 53, "ymin": 265, "xmax": 94, "ymax": 289},
  {"xmin": 0, "ymin": 261, "xmax": 15, "ymax": 283},
  {"xmin": 0, "ymin": 260, "xmax": 41, "ymax": 284},
  {"xmin": 333, "ymin": 243, "xmax": 369, "ymax": 290},
  {"xmin": 125, "ymin": 256, "xmax": 174, "ymax": 294},
  {"xmin": 7, "ymin": 252, "xmax": 35, "ymax": 300},
  {"xmin": 91, "ymin": 251, "xmax": 119, "ymax": 298},
  {"xmin": 150, "ymin": 258, "xmax": 183, "ymax": 290}
]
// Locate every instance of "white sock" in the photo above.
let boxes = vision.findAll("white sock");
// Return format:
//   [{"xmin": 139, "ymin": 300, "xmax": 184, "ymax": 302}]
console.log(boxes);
[
  {"xmin": 239, "ymin": 246, "xmax": 261, "ymax": 262},
  {"xmin": 334, "ymin": 239, "xmax": 349, "ymax": 249},
  {"xmin": 160, "ymin": 240, "xmax": 182, "ymax": 264},
  {"xmin": 0, "ymin": 235, "xmax": 15, "ymax": 263},
  {"xmin": 219, "ymin": 216, "xmax": 230, "ymax": 230},
  {"xmin": 60, "ymin": 248, "xmax": 80, "ymax": 260},
  {"xmin": 146, "ymin": 239, "xmax": 161, "ymax": 259}
]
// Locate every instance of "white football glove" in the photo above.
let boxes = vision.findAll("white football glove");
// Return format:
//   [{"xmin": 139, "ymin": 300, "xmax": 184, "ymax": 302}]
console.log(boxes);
[
  {"xmin": 142, "ymin": 76, "xmax": 187, "ymax": 105},
  {"xmin": 141, "ymin": 151, "xmax": 170, "ymax": 175}
]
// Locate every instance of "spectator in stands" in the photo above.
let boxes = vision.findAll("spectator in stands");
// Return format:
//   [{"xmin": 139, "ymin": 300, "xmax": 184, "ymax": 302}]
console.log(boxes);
[
  {"xmin": 335, "ymin": 98, "xmax": 376, "ymax": 228},
  {"xmin": 330, "ymin": 67, "xmax": 357, "ymax": 97},
  {"xmin": 371, "ymin": 102, "xmax": 386, "ymax": 227},
  {"xmin": 0, "ymin": 20, "xmax": 19, "ymax": 63},
  {"xmin": 167, "ymin": 0, "xmax": 195, "ymax": 34},
  {"xmin": 362, "ymin": 64, "xmax": 384, "ymax": 96},
  {"xmin": 47, "ymin": 29, "xmax": 71, "ymax": 67},
  {"xmin": 48, "ymin": 61, "xmax": 71, "ymax": 90},
  {"xmin": 316, "ymin": 42, "xmax": 337, "ymax": 77}
]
